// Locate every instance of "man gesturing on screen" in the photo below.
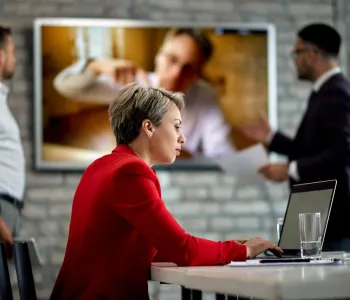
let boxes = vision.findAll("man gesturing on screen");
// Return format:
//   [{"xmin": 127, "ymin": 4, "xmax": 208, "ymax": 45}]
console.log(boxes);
[{"xmin": 53, "ymin": 28, "xmax": 235, "ymax": 159}]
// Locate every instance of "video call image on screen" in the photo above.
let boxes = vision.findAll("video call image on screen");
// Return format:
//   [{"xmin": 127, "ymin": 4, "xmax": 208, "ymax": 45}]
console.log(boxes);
[{"xmin": 35, "ymin": 19, "xmax": 276, "ymax": 170}]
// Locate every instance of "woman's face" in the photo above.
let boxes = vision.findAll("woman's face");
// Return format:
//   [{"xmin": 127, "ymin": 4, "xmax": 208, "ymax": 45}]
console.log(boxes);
[{"xmin": 149, "ymin": 103, "xmax": 186, "ymax": 165}]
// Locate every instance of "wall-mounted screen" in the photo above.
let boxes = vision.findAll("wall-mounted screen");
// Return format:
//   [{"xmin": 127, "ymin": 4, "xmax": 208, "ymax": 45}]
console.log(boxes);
[{"xmin": 33, "ymin": 18, "xmax": 277, "ymax": 171}]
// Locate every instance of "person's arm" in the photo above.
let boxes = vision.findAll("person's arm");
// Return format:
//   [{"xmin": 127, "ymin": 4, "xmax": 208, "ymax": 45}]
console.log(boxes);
[
  {"xmin": 112, "ymin": 165, "xmax": 247, "ymax": 266},
  {"xmin": 288, "ymin": 160, "xmax": 300, "ymax": 181},
  {"xmin": 53, "ymin": 59, "xmax": 121, "ymax": 104},
  {"xmin": 296, "ymin": 90, "xmax": 350, "ymax": 181},
  {"xmin": 0, "ymin": 217, "xmax": 13, "ymax": 258},
  {"xmin": 153, "ymin": 239, "xmax": 249, "ymax": 262},
  {"xmin": 268, "ymin": 131, "xmax": 293, "ymax": 156}
]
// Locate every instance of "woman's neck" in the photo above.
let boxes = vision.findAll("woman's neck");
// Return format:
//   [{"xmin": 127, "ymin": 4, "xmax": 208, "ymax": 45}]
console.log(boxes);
[{"xmin": 128, "ymin": 140, "xmax": 153, "ymax": 167}]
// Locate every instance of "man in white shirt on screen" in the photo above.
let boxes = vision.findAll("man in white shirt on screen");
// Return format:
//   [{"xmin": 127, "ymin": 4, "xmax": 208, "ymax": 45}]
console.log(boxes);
[{"xmin": 53, "ymin": 28, "xmax": 235, "ymax": 158}]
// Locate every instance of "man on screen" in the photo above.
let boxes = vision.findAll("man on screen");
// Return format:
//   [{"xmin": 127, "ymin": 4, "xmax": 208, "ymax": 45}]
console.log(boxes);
[{"xmin": 53, "ymin": 28, "xmax": 235, "ymax": 159}]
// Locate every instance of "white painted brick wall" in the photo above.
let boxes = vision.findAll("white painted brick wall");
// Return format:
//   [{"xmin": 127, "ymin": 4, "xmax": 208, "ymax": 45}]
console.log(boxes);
[{"xmin": 0, "ymin": 0, "xmax": 347, "ymax": 299}]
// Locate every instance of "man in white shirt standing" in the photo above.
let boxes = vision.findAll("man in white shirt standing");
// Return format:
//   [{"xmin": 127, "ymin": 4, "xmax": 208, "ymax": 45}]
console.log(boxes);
[
  {"xmin": 241, "ymin": 23, "xmax": 350, "ymax": 251},
  {"xmin": 53, "ymin": 28, "xmax": 235, "ymax": 158},
  {"xmin": 0, "ymin": 26, "xmax": 25, "ymax": 252}
]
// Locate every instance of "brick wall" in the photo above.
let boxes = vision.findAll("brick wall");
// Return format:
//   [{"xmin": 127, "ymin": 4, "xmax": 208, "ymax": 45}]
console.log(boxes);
[{"xmin": 0, "ymin": 0, "xmax": 347, "ymax": 299}]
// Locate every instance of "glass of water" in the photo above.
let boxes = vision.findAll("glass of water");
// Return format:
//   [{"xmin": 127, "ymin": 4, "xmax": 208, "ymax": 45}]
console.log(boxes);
[{"xmin": 299, "ymin": 212, "xmax": 322, "ymax": 259}]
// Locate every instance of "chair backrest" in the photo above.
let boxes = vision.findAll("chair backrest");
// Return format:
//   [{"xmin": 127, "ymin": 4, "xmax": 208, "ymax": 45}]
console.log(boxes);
[
  {"xmin": 0, "ymin": 242, "xmax": 13, "ymax": 300},
  {"xmin": 13, "ymin": 241, "xmax": 37, "ymax": 300}
]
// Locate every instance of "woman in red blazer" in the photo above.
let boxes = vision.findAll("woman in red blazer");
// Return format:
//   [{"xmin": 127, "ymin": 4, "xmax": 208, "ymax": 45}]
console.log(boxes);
[{"xmin": 50, "ymin": 83, "xmax": 281, "ymax": 300}]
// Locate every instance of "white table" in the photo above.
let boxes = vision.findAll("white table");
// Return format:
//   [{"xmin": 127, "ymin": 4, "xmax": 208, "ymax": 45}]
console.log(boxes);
[{"xmin": 151, "ymin": 262, "xmax": 350, "ymax": 299}]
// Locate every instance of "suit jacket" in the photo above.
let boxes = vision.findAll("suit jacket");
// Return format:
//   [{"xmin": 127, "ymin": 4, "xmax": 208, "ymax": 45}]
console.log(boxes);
[
  {"xmin": 50, "ymin": 144, "xmax": 246, "ymax": 300},
  {"xmin": 269, "ymin": 73, "xmax": 350, "ymax": 243}
]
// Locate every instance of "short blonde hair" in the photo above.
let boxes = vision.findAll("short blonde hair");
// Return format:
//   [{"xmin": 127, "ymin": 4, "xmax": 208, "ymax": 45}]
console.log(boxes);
[{"xmin": 109, "ymin": 83, "xmax": 185, "ymax": 145}]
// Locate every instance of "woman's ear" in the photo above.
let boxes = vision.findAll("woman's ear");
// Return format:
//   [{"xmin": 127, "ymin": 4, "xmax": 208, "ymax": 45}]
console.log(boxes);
[{"xmin": 141, "ymin": 119, "xmax": 153, "ymax": 138}]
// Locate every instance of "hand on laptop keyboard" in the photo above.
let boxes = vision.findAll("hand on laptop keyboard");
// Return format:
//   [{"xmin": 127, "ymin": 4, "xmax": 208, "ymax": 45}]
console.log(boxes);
[{"xmin": 244, "ymin": 237, "xmax": 283, "ymax": 258}]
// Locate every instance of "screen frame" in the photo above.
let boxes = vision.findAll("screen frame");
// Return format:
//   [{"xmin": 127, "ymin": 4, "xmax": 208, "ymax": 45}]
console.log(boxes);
[
  {"xmin": 33, "ymin": 18, "xmax": 277, "ymax": 172},
  {"xmin": 278, "ymin": 179, "xmax": 337, "ymax": 256}
]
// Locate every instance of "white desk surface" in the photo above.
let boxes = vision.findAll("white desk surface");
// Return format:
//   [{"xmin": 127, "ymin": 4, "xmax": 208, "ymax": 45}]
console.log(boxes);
[{"xmin": 151, "ymin": 262, "xmax": 350, "ymax": 299}]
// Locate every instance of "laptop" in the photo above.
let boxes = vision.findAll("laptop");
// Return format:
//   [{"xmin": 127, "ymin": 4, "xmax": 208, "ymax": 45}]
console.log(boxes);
[{"xmin": 261, "ymin": 179, "xmax": 337, "ymax": 259}]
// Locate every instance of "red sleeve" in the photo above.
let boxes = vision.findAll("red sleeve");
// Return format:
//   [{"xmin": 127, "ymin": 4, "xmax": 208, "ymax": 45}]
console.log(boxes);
[{"xmin": 112, "ymin": 166, "xmax": 247, "ymax": 266}]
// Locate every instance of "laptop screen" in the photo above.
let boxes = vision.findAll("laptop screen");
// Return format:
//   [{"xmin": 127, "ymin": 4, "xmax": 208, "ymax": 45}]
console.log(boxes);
[{"xmin": 278, "ymin": 180, "xmax": 336, "ymax": 253}]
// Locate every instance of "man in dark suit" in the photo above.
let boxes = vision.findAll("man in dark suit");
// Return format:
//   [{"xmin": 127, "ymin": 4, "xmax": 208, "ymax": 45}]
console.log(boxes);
[{"xmin": 241, "ymin": 23, "xmax": 350, "ymax": 251}]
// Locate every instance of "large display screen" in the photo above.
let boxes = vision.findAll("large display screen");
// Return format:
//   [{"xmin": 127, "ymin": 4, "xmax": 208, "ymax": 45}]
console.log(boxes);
[{"xmin": 33, "ymin": 19, "xmax": 277, "ymax": 171}]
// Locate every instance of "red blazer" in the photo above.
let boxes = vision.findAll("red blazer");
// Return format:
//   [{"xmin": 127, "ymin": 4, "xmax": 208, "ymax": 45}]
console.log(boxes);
[{"xmin": 50, "ymin": 145, "xmax": 246, "ymax": 300}]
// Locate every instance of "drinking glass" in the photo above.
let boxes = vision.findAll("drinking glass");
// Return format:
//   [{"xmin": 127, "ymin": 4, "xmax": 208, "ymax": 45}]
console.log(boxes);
[{"xmin": 299, "ymin": 212, "xmax": 322, "ymax": 259}]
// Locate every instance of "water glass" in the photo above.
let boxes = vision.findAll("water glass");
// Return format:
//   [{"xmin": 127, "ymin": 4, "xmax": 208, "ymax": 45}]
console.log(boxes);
[{"xmin": 299, "ymin": 212, "xmax": 322, "ymax": 259}]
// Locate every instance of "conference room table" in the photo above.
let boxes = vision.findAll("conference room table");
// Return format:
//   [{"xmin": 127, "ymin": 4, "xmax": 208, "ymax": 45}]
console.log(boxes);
[{"xmin": 150, "ymin": 260, "xmax": 350, "ymax": 300}]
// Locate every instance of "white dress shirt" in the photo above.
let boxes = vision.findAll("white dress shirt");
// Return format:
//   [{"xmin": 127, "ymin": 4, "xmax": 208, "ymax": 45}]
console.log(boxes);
[
  {"xmin": 53, "ymin": 60, "xmax": 236, "ymax": 158},
  {"xmin": 0, "ymin": 82, "xmax": 25, "ymax": 200}
]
